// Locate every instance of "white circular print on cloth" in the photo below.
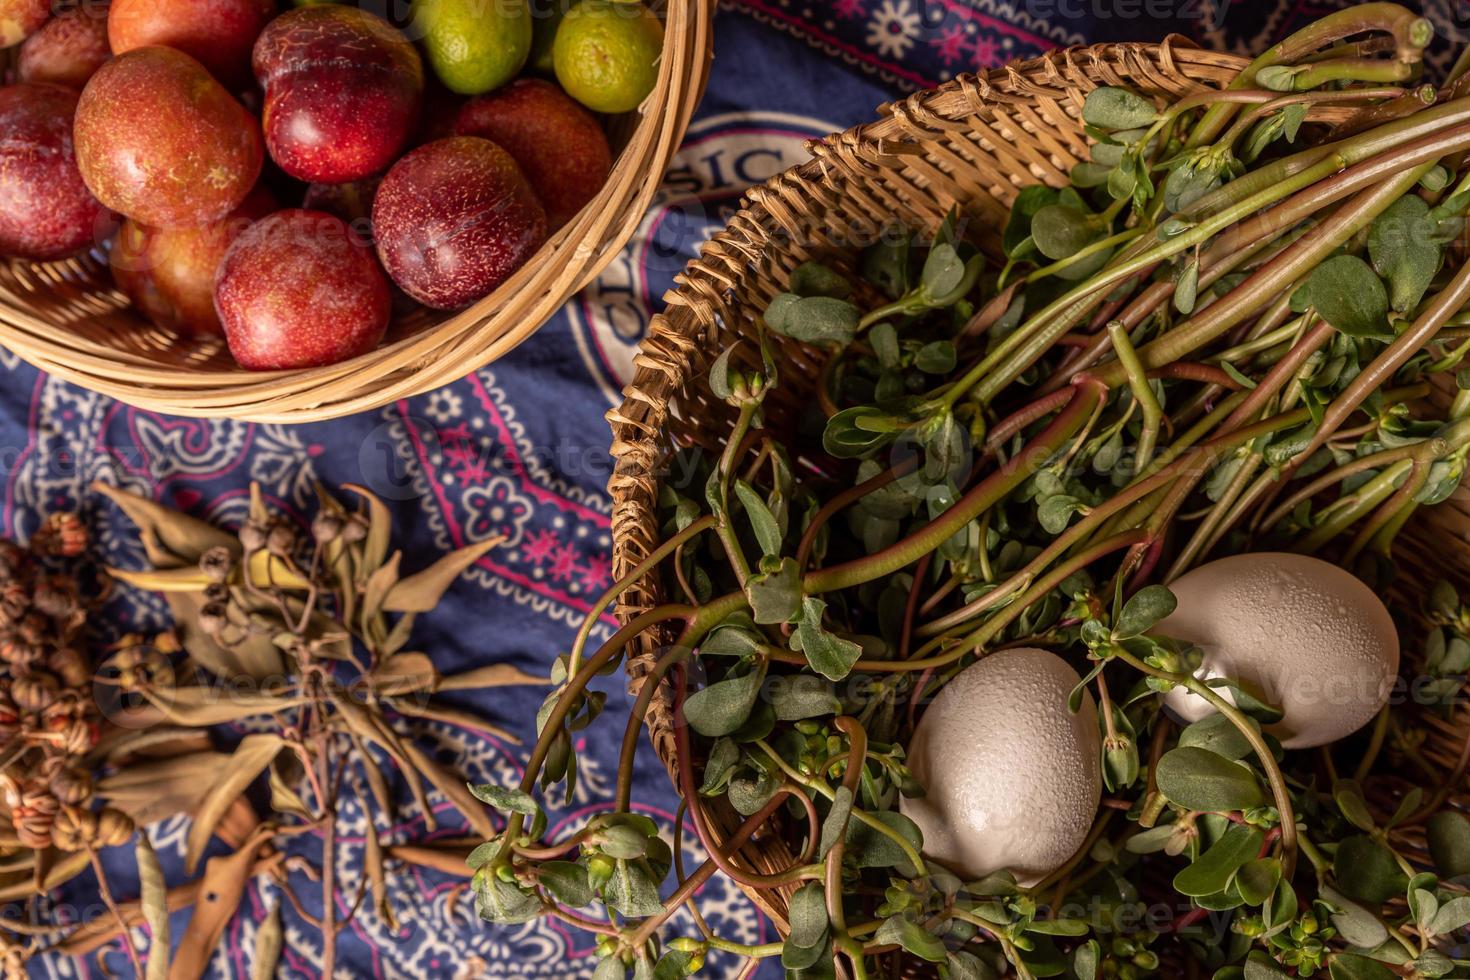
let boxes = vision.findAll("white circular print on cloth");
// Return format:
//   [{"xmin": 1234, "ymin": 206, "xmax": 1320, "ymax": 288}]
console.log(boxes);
[{"xmin": 569, "ymin": 111, "xmax": 840, "ymax": 403}]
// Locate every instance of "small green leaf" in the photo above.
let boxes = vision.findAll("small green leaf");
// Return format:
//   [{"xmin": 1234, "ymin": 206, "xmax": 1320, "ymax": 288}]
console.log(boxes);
[
  {"xmin": 1429, "ymin": 896, "xmax": 1470, "ymax": 936},
  {"xmin": 785, "ymin": 881, "xmax": 830, "ymax": 960},
  {"xmin": 1236, "ymin": 858, "xmax": 1282, "ymax": 907},
  {"xmin": 915, "ymin": 340, "xmax": 957, "ymax": 375},
  {"xmin": 1082, "ymin": 86, "xmax": 1157, "ymax": 129},
  {"xmin": 1428, "ymin": 811, "xmax": 1470, "ymax": 878},
  {"xmin": 1334, "ymin": 835, "xmax": 1409, "ymax": 905},
  {"xmin": 1037, "ymin": 494, "xmax": 1084, "ymax": 534},
  {"xmin": 768, "ymin": 675, "xmax": 840, "ymax": 721},
  {"xmin": 769, "ymin": 296, "xmax": 861, "ymax": 345},
  {"xmin": 819, "ymin": 786, "xmax": 854, "ymax": 858},
  {"xmin": 921, "ymin": 243, "xmax": 965, "ymax": 297},
  {"xmin": 1178, "ymin": 713, "xmax": 1256, "ymax": 761},
  {"xmin": 468, "ymin": 783, "xmax": 539, "ymax": 816},
  {"xmin": 874, "ymin": 915, "xmax": 947, "ymax": 963},
  {"xmin": 764, "ymin": 292, "xmax": 800, "ymax": 332},
  {"xmin": 1328, "ymin": 953, "xmax": 1397, "ymax": 980},
  {"xmin": 1071, "ymin": 941, "xmax": 1100, "ymax": 980},
  {"xmin": 1368, "ymin": 194, "xmax": 1440, "ymax": 312},
  {"xmin": 1031, "ymin": 204, "xmax": 1097, "ymax": 261},
  {"xmin": 683, "ymin": 668, "xmax": 764, "ymax": 738},
  {"xmin": 1154, "ymin": 746, "xmax": 1266, "ymax": 812},
  {"xmin": 1004, "ymin": 186, "xmax": 1058, "ymax": 258},
  {"xmin": 1174, "ymin": 258, "xmax": 1199, "ymax": 314},
  {"xmin": 1173, "ymin": 823, "xmax": 1263, "ymax": 897},
  {"xmin": 790, "ymin": 261, "xmax": 852, "ymax": 299},
  {"xmin": 733, "ymin": 480, "xmax": 782, "ymax": 558},
  {"xmin": 1321, "ymin": 884, "xmax": 1389, "ymax": 948},
  {"xmin": 1244, "ymin": 951, "xmax": 1291, "ymax": 979},
  {"xmin": 1282, "ymin": 102, "xmax": 1307, "ymax": 142},
  {"xmin": 707, "ymin": 345, "xmax": 738, "ymax": 400},
  {"xmin": 475, "ymin": 872, "xmax": 542, "ymax": 925},
  {"xmin": 1114, "ymin": 584, "xmax": 1177, "ymax": 638},
  {"xmin": 699, "ymin": 738, "xmax": 740, "ymax": 795},
  {"xmin": 792, "ymin": 597, "xmax": 863, "ymax": 681},
  {"xmin": 846, "ymin": 811, "xmax": 923, "ymax": 870},
  {"xmin": 744, "ymin": 557, "xmax": 802, "ymax": 624},
  {"xmin": 1333, "ymin": 780, "xmax": 1376, "ymax": 832},
  {"xmin": 603, "ymin": 859, "xmax": 665, "ymax": 919},
  {"xmin": 539, "ymin": 861, "xmax": 593, "ymax": 907},
  {"xmin": 1289, "ymin": 254, "xmax": 1391, "ymax": 340}
]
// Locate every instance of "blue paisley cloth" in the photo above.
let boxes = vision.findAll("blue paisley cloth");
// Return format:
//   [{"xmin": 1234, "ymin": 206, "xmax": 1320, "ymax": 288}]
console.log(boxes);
[{"xmin": 10, "ymin": 1, "xmax": 1461, "ymax": 977}]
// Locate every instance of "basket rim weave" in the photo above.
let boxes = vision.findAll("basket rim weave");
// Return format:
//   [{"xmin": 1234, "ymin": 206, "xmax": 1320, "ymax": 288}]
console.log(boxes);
[
  {"xmin": 0, "ymin": 0, "xmax": 715, "ymax": 423},
  {"xmin": 606, "ymin": 37, "xmax": 1260, "ymax": 934}
]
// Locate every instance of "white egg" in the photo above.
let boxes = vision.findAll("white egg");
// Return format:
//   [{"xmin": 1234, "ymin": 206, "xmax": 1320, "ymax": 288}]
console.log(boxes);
[
  {"xmin": 1158, "ymin": 552, "xmax": 1399, "ymax": 749},
  {"xmin": 901, "ymin": 647, "xmax": 1100, "ymax": 885}
]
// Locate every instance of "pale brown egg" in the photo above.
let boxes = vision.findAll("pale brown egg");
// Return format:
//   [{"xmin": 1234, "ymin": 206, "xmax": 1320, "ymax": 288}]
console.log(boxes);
[
  {"xmin": 901, "ymin": 647, "xmax": 1101, "ymax": 885},
  {"xmin": 1158, "ymin": 552, "xmax": 1399, "ymax": 749}
]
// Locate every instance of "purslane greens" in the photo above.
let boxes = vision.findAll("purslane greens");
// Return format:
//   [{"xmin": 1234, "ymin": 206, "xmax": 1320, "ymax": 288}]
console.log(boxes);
[{"xmin": 470, "ymin": 6, "xmax": 1470, "ymax": 979}]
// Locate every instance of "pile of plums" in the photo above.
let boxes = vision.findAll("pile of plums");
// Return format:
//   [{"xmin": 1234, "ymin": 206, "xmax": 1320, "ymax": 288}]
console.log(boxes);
[{"xmin": 0, "ymin": 0, "xmax": 641, "ymax": 370}]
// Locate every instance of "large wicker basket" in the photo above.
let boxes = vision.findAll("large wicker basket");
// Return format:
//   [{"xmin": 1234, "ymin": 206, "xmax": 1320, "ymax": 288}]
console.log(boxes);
[
  {"xmin": 606, "ymin": 37, "xmax": 1470, "ymax": 962},
  {"xmin": 0, "ymin": 0, "xmax": 714, "ymax": 423}
]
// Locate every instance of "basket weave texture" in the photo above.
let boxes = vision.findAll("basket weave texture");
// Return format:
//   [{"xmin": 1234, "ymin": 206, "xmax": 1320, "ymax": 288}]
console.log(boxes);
[
  {"xmin": 0, "ymin": 1, "xmax": 714, "ymax": 423},
  {"xmin": 606, "ymin": 37, "xmax": 1470, "ymax": 948}
]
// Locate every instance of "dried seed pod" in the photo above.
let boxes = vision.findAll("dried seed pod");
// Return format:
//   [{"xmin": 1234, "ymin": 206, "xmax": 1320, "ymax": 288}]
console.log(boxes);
[
  {"xmin": 266, "ymin": 524, "xmax": 295, "ymax": 557},
  {"xmin": 15, "ymin": 612, "xmax": 49, "ymax": 647},
  {"xmin": 0, "ymin": 583, "xmax": 29, "ymax": 628},
  {"xmin": 311, "ymin": 511, "xmax": 343, "ymax": 544},
  {"xmin": 10, "ymin": 780, "xmax": 59, "ymax": 849},
  {"xmin": 239, "ymin": 519, "xmax": 269, "ymax": 552},
  {"xmin": 0, "ymin": 636, "xmax": 41, "ymax": 667},
  {"xmin": 46, "ymin": 646, "xmax": 88, "ymax": 688},
  {"xmin": 49, "ymin": 766, "xmax": 92, "ymax": 806},
  {"xmin": 0, "ymin": 542, "xmax": 27, "ymax": 582},
  {"xmin": 199, "ymin": 545, "xmax": 234, "ymax": 583},
  {"xmin": 199, "ymin": 602, "xmax": 229, "ymax": 638},
  {"xmin": 340, "ymin": 515, "xmax": 369, "ymax": 544},
  {"xmin": 11, "ymin": 672, "xmax": 58, "ymax": 712},
  {"xmin": 32, "ymin": 575, "xmax": 80, "ymax": 621},
  {"xmin": 32, "ymin": 513, "xmax": 87, "ymax": 558}
]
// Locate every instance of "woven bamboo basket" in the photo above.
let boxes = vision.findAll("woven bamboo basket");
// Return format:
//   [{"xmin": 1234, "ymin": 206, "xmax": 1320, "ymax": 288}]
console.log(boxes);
[
  {"xmin": 606, "ymin": 37, "xmax": 1470, "ymax": 968},
  {"xmin": 0, "ymin": 0, "xmax": 714, "ymax": 423}
]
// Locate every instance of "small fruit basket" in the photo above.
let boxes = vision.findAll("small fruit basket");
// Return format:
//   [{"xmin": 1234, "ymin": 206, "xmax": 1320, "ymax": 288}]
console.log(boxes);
[{"xmin": 0, "ymin": 0, "xmax": 713, "ymax": 423}]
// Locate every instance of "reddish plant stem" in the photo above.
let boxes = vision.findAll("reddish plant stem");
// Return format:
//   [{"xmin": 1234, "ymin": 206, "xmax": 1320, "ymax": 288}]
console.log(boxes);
[
  {"xmin": 796, "ymin": 457, "xmax": 917, "ymax": 571},
  {"xmin": 627, "ymin": 784, "xmax": 800, "ymax": 948},
  {"xmin": 807, "ymin": 376, "xmax": 1109, "ymax": 595},
  {"xmin": 672, "ymin": 664, "xmax": 815, "ymax": 890}
]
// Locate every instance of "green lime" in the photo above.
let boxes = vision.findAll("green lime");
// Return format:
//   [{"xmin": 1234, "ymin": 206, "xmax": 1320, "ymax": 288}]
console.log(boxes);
[
  {"xmin": 553, "ymin": 0, "xmax": 663, "ymax": 115},
  {"xmin": 414, "ymin": 0, "xmax": 532, "ymax": 95}
]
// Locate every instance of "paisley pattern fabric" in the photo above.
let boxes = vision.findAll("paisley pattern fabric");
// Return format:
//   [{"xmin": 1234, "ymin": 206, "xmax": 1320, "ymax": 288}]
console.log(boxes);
[{"xmin": 11, "ymin": 1, "xmax": 1458, "ymax": 977}]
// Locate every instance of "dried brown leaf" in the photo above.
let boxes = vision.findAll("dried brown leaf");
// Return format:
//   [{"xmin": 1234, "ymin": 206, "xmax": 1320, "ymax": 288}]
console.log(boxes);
[
  {"xmin": 364, "ymin": 828, "xmax": 397, "ymax": 931},
  {"xmin": 436, "ymin": 664, "xmax": 548, "ymax": 692},
  {"xmin": 142, "ymin": 686, "xmax": 305, "ymax": 728},
  {"xmin": 343, "ymin": 484, "xmax": 392, "ymax": 580},
  {"xmin": 400, "ymin": 739, "xmax": 495, "ymax": 838},
  {"xmin": 250, "ymin": 901, "xmax": 281, "ymax": 980},
  {"xmin": 185, "ymin": 735, "xmax": 281, "ymax": 874},
  {"xmin": 99, "ymin": 752, "xmax": 231, "ymax": 826},
  {"xmin": 92, "ymin": 482, "xmax": 237, "ymax": 566},
  {"xmin": 372, "ymin": 652, "xmax": 439, "ymax": 696},
  {"xmin": 383, "ymin": 536, "xmax": 504, "ymax": 613},
  {"xmin": 136, "ymin": 835, "xmax": 169, "ymax": 980},
  {"xmin": 394, "ymin": 699, "xmax": 519, "ymax": 745},
  {"xmin": 269, "ymin": 755, "xmax": 313, "ymax": 821},
  {"xmin": 361, "ymin": 551, "xmax": 402, "ymax": 626},
  {"xmin": 0, "ymin": 851, "xmax": 88, "ymax": 902}
]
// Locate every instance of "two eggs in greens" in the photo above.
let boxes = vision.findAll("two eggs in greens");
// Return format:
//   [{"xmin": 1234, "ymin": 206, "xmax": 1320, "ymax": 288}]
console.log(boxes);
[{"xmin": 904, "ymin": 553, "xmax": 1399, "ymax": 884}]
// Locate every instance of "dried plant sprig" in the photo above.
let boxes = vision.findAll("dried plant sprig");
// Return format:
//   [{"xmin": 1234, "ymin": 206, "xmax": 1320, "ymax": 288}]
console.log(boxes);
[
  {"xmin": 463, "ymin": 7, "xmax": 1470, "ymax": 979},
  {"xmin": 0, "ymin": 480, "xmax": 549, "ymax": 978}
]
